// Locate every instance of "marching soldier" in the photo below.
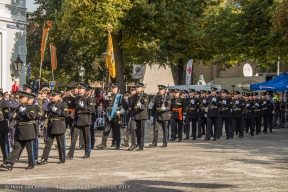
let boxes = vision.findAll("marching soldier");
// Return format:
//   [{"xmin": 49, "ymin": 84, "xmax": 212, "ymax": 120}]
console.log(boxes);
[
  {"xmin": 97, "ymin": 83, "xmax": 127, "ymax": 150},
  {"xmin": 67, "ymin": 83, "xmax": 95, "ymax": 159},
  {"xmin": 1, "ymin": 91, "xmax": 37, "ymax": 170},
  {"xmin": 205, "ymin": 87, "xmax": 221, "ymax": 141},
  {"xmin": 62, "ymin": 87, "xmax": 76, "ymax": 136},
  {"xmin": 185, "ymin": 89, "xmax": 200, "ymax": 140},
  {"xmin": 170, "ymin": 89, "xmax": 186, "ymax": 142},
  {"xmin": 231, "ymin": 91, "xmax": 245, "ymax": 138},
  {"xmin": 243, "ymin": 92, "xmax": 255, "ymax": 136},
  {"xmin": 197, "ymin": 90, "xmax": 207, "ymax": 138},
  {"xmin": 37, "ymin": 90, "xmax": 69, "ymax": 164},
  {"xmin": 218, "ymin": 89, "xmax": 232, "ymax": 139},
  {"xmin": 149, "ymin": 85, "xmax": 171, "ymax": 147},
  {"xmin": 261, "ymin": 92, "xmax": 269, "ymax": 133},
  {"xmin": 266, "ymin": 91, "xmax": 274, "ymax": 133},
  {"xmin": 8, "ymin": 91, "xmax": 20, "ymax": 147},
  {"xmin": 252, "ymin": 92, "xmax": 262, "ymax": 135},
  {"xmin": 0, "ymin": 92, "xmax": 10, "ymax": 163},
  {"xmin": 129, "ymin": 82, "xmax": 148, "ymax": 150},
  {"xmin": 166, "ymin": 89, "xmax": 174, "ymax": 140}
]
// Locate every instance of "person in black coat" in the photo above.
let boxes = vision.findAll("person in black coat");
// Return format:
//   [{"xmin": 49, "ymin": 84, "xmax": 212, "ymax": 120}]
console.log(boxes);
[
  {"xmin": 0, "ymin": 92, "xmax": 10, "ymax": 164},
  {"xmin": 231, "ymin": 91, "xmax": 245, "ymax": 138},
  {"xmin": 218, "ymin": 89, "xmax": 233, "ymax": 139},
  {"xmin": 266, "ymin": 91, "xmax": 274, "ymax": 133},
  {"xmin": 185, "ymin": 90, "xmax": 200, "ymax": 140}
]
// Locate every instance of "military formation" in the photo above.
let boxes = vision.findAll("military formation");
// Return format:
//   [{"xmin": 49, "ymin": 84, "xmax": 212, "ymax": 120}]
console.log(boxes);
[{"xmin": 0, "ymin": 82, "xmax": 283, "ymax": 171}]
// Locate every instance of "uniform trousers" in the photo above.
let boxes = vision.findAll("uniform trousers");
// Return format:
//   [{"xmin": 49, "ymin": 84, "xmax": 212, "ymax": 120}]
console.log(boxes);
[
  {"xmin": 231, "ymin": 118, "xmax": 243, "ymax": 137},
  {"xmin": 69, "ymin": 126, "xmax": 91, "ymax": 157},
  {"xmin": 198, "ymin": 116, "xmax": 207, "ymax": 137},
  {"xmin": 243, "ymin": 118, "xmax": 254, "ymax": 135},
  {"xmin": 171, "ymin": 119, "xmax": 183, "ymax": 140},
  {"xmin": 0, "ymin": 133, "xmax": 10, "ymax": 163},
  {"xmin": 152, "ymin": 119, "xmax": 168, "ymax": 145},
  {"xmin": 206, "ymin": 116, "xmax": 218, "ymax": 139},
  {"xmin": 218, "ymin": 117, "xmax": 231, "ymax": 138},
  {"xmin": 268, "ymin": 114, "xmax": 273, "ymax": 132},
  {"xmin": 185, "ymin": 118, "xmax": 197, "ymax": 139},
  {"xmin": 134, "ymin": 119, "xmax": 146, "ymax": 148},
  {"xmin": 6, "ymin": 139, "xmax": 34, "ymax": 166},
  {"xmin": 100, "ymin": 118, "xmax": 121, "ymax": 147},
  {"xmin": 253, "ymin": 116, "xmax": 262, "ymax": 134}
]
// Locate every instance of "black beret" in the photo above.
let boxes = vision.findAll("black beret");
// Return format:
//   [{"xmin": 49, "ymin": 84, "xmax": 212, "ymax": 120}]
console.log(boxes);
[{"xmin": 211, "ymin": 87, "xmax": 218, "ymax": 91}]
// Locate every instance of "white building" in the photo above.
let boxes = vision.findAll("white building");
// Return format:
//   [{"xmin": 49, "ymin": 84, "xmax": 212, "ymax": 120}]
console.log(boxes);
[{"xmin": 0, "ymin": 0, "xmax": 28, "ymax": 92}]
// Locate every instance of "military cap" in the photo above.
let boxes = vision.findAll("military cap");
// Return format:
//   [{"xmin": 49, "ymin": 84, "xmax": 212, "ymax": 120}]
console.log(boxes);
[
  {"xmin": 49, "ymin": 90, "xmax": 61, "ymax": 96},
  {"xmin": 111, "ymin": 83, "xmax": 119, "ymax": 89},
  {"xmin": 260, "ymin": 92, "xmax": 266, "ymax": 96},
  {"xmin": 169, "ymin": 89, "xmax": 174, "ymax": 93},
  {"xmin": 234, "ymin": 91, "xmax": 240, "ymax": 95},
  {"xmin": 64, "ymin": 86, "xmax": 72, "ymax": 91},
  {"xmin": 200, "ymin": 90, "xmax": 205, "ymax": 94},
  {"xmin": 174, "ymin": 89, "xmax": 181, "ymax": 93},
  {"xmin": 86, "ymin": 86, "xmax": 93, "ymax": 90},
  {"xmin": 181, "ymin": 90, "xmax": 189, "ymax": 94},
  {"xmin": 220, "ymin": 89, "xmax": 228, "ymax": 94},
  {"xmin": 22, "ymin": 84, "xmax": 32, "ymax": 90},
  {"xmin": 249, "ymin": 92, "xmax": 253, "ymax": 96},
  {"xmin": 242, "ymin": 92, "xmax": 246, "ymax": 95},
  {"xmin": 130, "ymin": 86, "xmax": 136, "ymax": 91},
  {"xmin": 18, "ymin": 91, "xmax": 29, "ymax": 98},
  {"xmin": 189, "ymin": 89, "xmax": 195, "ymax": 93},
  {"xmin": 243, "ymin": 92, "xmax": 249, "ymax": 97},
  {"xmin": 28, "ymin": 93, "xmax": 37, "ymax": 99},
  {"xmin": 252, "ymin": 92, "xmax": 258, "ymax": 96},
  {"xmin": 158, "ymin": 85, "xmax": 166, "ymax": 90},
  {"xmin": 266, "ymin": 91, "xmax": 272, "ymax": 95},
  {"xmin": 3, "ymin": 91, "xmax": 9, "ymax": 95},
  {"xmin": 135, "ymin": 82, "xmax": 144, "ymax": 87},
  {"xmin": 77, "ymin": 83, "xmax": 88, "ymax": 89},
  {"xmin": 195, "ymin": 91, "xmax": 200, "ymax": 95},
  {"xmin": 211, "ymin": 87, "xmax": 218, "ymax": 91},
  {"xmin": 205, "ymin": 90, "xmax": 211, "ymax": 94}
]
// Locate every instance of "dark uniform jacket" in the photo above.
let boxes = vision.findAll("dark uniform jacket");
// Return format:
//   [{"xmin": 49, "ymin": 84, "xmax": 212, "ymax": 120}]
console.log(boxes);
[
  {"xmin": 243, "ymin": 100, "xmax": 254, "ymax": 119},
  {"xmin": 34, "ymin": 104, "xmax": 42, "ymax": 135},
  {"xmin": 219, "ymin": 97, "xmax": 232, "ymax": 118},
  {"xmin": 186, "ymin": 98, "xmax": 200, "ymax": 119},
  {"xmin": 261, "ymin": 99, "xmax": 269, "ymax": 116},
  {"xmin": 199, "ymin": 98, "xmax": 208, "ymax": 118},
  {"xmin": 14, "ymin": 104, "xmax": 37, "ymax": 140},
  {"xmin": 170, "ymin": 97, "xmax": 186, "ymax": 120},
  {"xmin": 131, "ymin": 92, "xmax": 148, "ymax": 120},
  {"xmin": 151, "ymin": 94, "xmax": 171, "ymax": 121},
  {"xmin": 127, "ymin": 94, "xmax": 135, "ymax": 121},
  {"xmin": 252, "ymin": 99, "xmax": 263, "ymax": 118},
  {"xmin": 104, "ymin": 93, "xmax": 128, "ymax": 121},
  {"xmin": 47, "ymin": 101, "xmax": 69, "ymax": 134},
  {"xmin": 0, "ymin": 100, "xmax": 10, "ymax": 135},
  {"xmin": 207, "ymin": 96, "xmax": 221, "ymax": 118},
  {"xmin": 266, "ymin": 98, "xmax": 274, "ymax": 114},
  {"xmin": 75, "ymin": 95, "xmax": 95, "ymax": 126},
  {"xmin": 232, "ymin": 99, "xmax": 244, "ymax": 118}
]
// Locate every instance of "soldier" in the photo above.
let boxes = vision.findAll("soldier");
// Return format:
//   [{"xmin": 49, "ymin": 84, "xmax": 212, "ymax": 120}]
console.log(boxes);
[
  {"xmin": 231, "ymin": 91, "xmax": 245, "ymax": 138},
  {"xmin": 42, "ymin": 90, "xmax": 51, "ymax": 141},
  {"xmin": 218, "ymin": 89, "xmax": 233, "ymax": 139},
  {"xmin": 170, "ymin": 89, "xmax": 186, "ymax": 142},
  {"xmin": 252, "ymin": 92, "xmax": 262, "ymax": 135},
  {"xmin": 166, "ymin": 89, "xmax": 174, "ymax": 140},
  {"xmin": 266, "ymin": 91, "xmax": 274, "ymax": 133},
  {"xmin": 197, "ymin": 90, "xmax": 207, "ymax": 138},
  {"xmin": 8, "ymin": 91, "xmax": 20, "ymax": 147},
  {"xmin": 185, "ymin": 90, "xmax": 200, "ymax": 140},
  {"xmin": 1, "ymin": 91, "xmax": 37, "ymax": 170},
  {"xmin": 67, "ymin": 83, "xmax": 95, "ymax": 159},
  {"xmin": 37, "ymin": 90, "xmax": 69, "ymax": 165},
  {"xmin": 261, "ymin": 92, "xmax": 269, "ymax": 133},
  {"xmin": 62, "ymin": 87, "xmax": 76, "ymax": 137},
  {"xmin": 149, "ymin": 85, "xmax": 171, "ymax": 147},
  {"xmin": 272, "ymin": 93, "xmax": 280, "ymax": 129},
  {"xmin": 0, "ymin": 92, "xmax": 10, "ymax": 163},
  {"xmin": 243, "ymin": 92, "xmax": 254, "ymax": 136},
  {"xmin": 129, "ymin": 82, "xmax": 148, "ymax": 150},
  {"xmin": 96, "ymin": 83, "xmax": 127, "ymax": 150},
  {"xmin": 22, "ymin": 84, "xmax": 33, "ymax": 94}
]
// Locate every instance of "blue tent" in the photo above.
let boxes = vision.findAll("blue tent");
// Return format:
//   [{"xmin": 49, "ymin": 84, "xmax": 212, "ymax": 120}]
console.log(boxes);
[{"xmin": 250, "ymin": 72, "xmax": 288, "ymax": 92}]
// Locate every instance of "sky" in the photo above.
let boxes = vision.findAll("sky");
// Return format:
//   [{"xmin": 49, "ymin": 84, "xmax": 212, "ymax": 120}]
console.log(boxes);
[{"xmin": 26, "ymin": 0, "xmax": 39, "ymax": 12}]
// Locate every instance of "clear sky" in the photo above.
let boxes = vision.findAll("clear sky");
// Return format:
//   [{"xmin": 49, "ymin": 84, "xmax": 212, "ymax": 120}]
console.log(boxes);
[{"xmin": 26, "ymin": 0, "xmax": 39, "ymax": 12}]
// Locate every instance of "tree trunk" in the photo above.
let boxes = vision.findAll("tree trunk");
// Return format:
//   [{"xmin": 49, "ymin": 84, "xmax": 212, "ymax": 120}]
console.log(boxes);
[
  {"xmin": 114, "ymin": 29, "xmax": 125, "ymax": 94},
  {"xmin": 177, "ymin": 58, "xmax": 184, "ymax": 85}
]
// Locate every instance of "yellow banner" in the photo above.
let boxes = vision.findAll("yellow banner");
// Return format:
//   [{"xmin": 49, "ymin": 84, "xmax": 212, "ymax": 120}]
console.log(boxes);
[{"xmin": 106, "ymin": 30, "xmax": 116, "ymax": 78}]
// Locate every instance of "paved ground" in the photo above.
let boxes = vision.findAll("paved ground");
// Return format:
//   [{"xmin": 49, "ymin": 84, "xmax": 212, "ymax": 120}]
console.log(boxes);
[{"xmin": 0, "ymin": 123, "xmax": 288, "ymax": 192}]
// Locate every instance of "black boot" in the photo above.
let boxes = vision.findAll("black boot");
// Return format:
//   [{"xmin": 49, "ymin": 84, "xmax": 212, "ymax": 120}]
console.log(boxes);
[
  {"xmin": 36, "ymin": 159, "xmax": 48, "ymax": 165},
  {"xmin": 1, "ymin": 163, "xmax": 13, "ymax": 171}
]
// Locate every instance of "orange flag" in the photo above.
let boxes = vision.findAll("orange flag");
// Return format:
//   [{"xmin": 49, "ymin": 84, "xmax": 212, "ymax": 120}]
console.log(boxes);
[
  {"xmin": 106, "ymin": 25, "xmax": 116, "ymax": 78},
  {"xmin": 50, "ymin": 45, "xmax": 58, "ymax": 70},
  {"xmin": 40, "ymin": 21, "xmax": 52, "ymax": 62}
]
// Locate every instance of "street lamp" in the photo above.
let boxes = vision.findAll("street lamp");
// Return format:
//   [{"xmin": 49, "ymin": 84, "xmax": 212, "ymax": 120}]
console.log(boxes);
[
  {"xmin": 14, "ymin": 55, "xmax": 23, "ymax": 77},
  {"xmin": 79, "ymin": 65, "xmax": 85, "ymax": 82}
]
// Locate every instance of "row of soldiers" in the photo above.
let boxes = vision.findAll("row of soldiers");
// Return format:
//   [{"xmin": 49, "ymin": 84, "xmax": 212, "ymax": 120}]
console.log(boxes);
[{"xmin": 0, "ymin": 82, "xmax": 280, "ymax": 171}]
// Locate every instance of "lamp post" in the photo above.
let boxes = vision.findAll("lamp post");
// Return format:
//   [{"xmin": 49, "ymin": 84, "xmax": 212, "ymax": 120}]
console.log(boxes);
[
  {"xmin": 14, "ymin": 55, "xmax": 23, "ymax": 77},
  {"xmin": 78, "ymin": 65, "xmax": 85, "ymax": 82}
]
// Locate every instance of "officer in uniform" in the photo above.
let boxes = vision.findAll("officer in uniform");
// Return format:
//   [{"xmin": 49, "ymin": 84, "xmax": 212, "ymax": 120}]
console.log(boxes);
[
  {"xmin": 0, "ymin": 92, "xmax": 10, "ymax": 163},
  {"xmin": 170, "ymin": 89, "xmax": 186, "ymax": 142},
  {"xmin": 166, "ymin": 89, "xmax": 174, "ymax": 140},
  {"xmin": 243, "ymin": 92, "xmax": 255, "ymax": 136},
  {"xmin": 252, "ymin": 92, "xmax": 262, "ymax": 135},
  {"xmin": 197, "ymin": 90, "xmax": 207, "ymax": 138},
  {"xmin": 149, "ymin": 85, "xmax": 171, "ymax": 147},
  {"xmin": 37, "ymin": 90, "xmax": 69, "ymax": 164},
  {"xmin": 205, "ymin": 87, "xmax": 221, "ymax": 141},
  {"xmin": 8, "ymin": 91, "xmax": 19, "ymax": 147},
  {"xmin": 185, "ymin": 89, "xmax": 200, "ymax": 140},
  {"xmin": 1, "ymin": 91, "xmax": 37, "ymax": 170},
  {"xmin": 231, "ymin": 91, "xmax": 245, "ymax": 138},
  {"xmin": 218, "ymin": 89, "xmax": 232, "ymax": 139},
  {"xmin": 129, "ymin": 82, "xmax": 148, "ymax": 150},
  {"xmin": 97, "ymin": 83, "xmax": 127, "ymax": 150},
  {"xmin": 261, "ymin": 92, "xmax": 269, "ymax": 133},
  {"xmin": 42, "ymin": 91, "xmax": 51, "ymax": 141},
  {"xmin": 62, "ymin": 87, "xmax": 76, "ymax": 136},
  {"xmin": 67, "ymin": 83, "xmax": 95, "ymax": 159},
  {"xmin": 266, "ymin": 91, "xmax": 274, "ymax": 133}
]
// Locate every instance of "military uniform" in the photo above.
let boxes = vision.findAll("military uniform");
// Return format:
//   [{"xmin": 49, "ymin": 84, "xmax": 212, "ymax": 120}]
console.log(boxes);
[
  {"xmin": 185, "ymin": 90, "xmax": 200, "ymax": 140},
  {"xmin": 37, "ymin": 91, "xmax": 69, "ymax": 164},
  {"xmin": 62, "ymin": 88, "xmax": 76, "ymax": 132},
  {"xmin": 68, "ymin": 83, "xmax": 95, "ymax": 158},
  {"xmin": 266, "ymin": 91, "xmax": 274, "ymax": 133},
  {"xmin": 273, "ymin": 95, "xmax": 280, "ymax": 129},
  {"xmin": 261, "ymin": 92, "xmax": 269, "ymax": 133},
  {"xmin": 150, "ymin": 85, "xmax": 171, "ymax": 147},
  {"xmin": 1, "ymin": 91, "xmax": 37, "ymax": 170},
  {"xmin": 170, "ymin": 89, "xmax": 186, "ymax": 142},
  {"xmin": 252, "ymin": 92, "xmax": 262, "ymax": 135},
  {"xmin": 197, "ymin": 90, "xmax": 207, "ymax": 138},
  {"xmin": 243, "ymin": 93, "xmax": 255, "ymax": 136},
  {"xmin": 42, "ymin": 98, "xmax": 50, "ymax": 141},
  {"xmin": 0, "ymin": 94, "xmax": 10, "ymax": 163},
  {"xmin": 8, "ymin": 94, "xmax": 19, "ymax": 146},
  {"xmin": 231, "ymin": 91, "xmax": 245, "ymax": 138},
  {"xmin": 218, "ymin": 89, "xmax": 233, "ymax": 139}
]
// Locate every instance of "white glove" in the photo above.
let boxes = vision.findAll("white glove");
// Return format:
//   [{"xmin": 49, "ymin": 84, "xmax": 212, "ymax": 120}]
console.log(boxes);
[
  {"xmin": 246, "ymin": 103, "xmax": 250, "ymax": 107},
  {"xmin": 107, "ymin": 92, "xmax": 111, "ymax": 97},
  {"xmin": 223, "ymin": 100, "xmax": 227, "ymax": 105},
  {"xmin": 52, "ymin": 106, "xmax": 57, "ymax": 112},
  {"xmin": 255, "ymin": 103, "xmax": 259, "ymax": 107},
  {"xmin": 161, "ymin": 106, "xmax": 166, "ymax": 111},
  {"xmin": 236, "ymin": 100, "xmax": 239, "ymax": 105},
  {"xmin": 183, "ymin": 116, "xmax": 186, "ymax": 120},
  {"xmin": 137, "ymin": 103, "xmax": 141, "ymax": 107},
  {"xmin": 204, "ymin": 114, "xmax": 207, "ymax": 118},
  {"xmin": 78, "ymin": 101, "xmax": 84, "ymax": 108},
  {"xmin": 191, "ymin": 100, "xmax": 195, "ymax": 105},
  {"xmin": 104, "ymin": 96, "xmax": 109, "ymax": 100},
  {"xmin": 19, "ymin": 106, "xmax": 26, "ymax": 112},
  {"xmin": 203, "ymin": 100, "xmax": 206, "ymax": 104},
  {"xmin": 35, "ymin": 102, "xmax": 39, "ymax": 106},
  {"xmin": 116, "ymin": 110, "xmax": 120, "ymax": 115},
  {"xmin": 212, "ymin": 97, "xmax": 217, "ymax": 102},
  {"xmin": 150, "ymin": 116, "xmax": 154, "ymax": 121},
  {"xmin": 263, "ymin": 101, "xmax": 267, "ymax": 105}
]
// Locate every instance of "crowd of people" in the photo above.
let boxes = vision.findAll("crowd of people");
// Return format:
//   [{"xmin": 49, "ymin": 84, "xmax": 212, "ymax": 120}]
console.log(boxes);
[{"xmin": 0, "ymin": 82, "xmax": 286, "ymax": 171}]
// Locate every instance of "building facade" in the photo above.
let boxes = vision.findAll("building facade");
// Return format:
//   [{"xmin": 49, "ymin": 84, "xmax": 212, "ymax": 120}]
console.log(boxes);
[{"xmin": 0, "ymin": 0, "xmax": 28, "ymax": 92}]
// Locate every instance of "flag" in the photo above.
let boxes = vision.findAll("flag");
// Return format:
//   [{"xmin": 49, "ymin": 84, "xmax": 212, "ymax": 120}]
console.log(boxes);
[
  {"xmin": 186, "ymin": 59, "xmax": 193, "ymax": 88},
  {"xmin": 27, "ymin": 64, "xmax": 31, "ymax": 78},
  {"xmin": 40, "ymin": 21, "xmax": 52, "ymax": 63},
  {"xmin": 106, "ymin": 29, "xmax": 116, "ymax": 78},
  {"xmin": 50, "ymin": 44, "xmax": 58, "ymax": 70}
]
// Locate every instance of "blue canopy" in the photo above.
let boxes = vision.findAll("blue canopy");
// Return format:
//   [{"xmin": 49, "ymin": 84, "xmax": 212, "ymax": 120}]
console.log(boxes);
[{"xmin": 250, "ymin": 72, "xmax": 288, "ymax": 92}]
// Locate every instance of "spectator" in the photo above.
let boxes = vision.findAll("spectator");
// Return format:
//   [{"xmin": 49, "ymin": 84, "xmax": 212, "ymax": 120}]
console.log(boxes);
[
  {"xmin": 11, "ymin": 79, "xmax": 20, "ymax": 92},
  {"xmin": 3, "ymin": 92, "xmax": 10, "ymax": 101},
  {"xmin": 32, "ymin": 77, "xmax": 40, "ymax": 94},
  {"xmin": 0, "ymin": 88, "xmax": 3, "ymax": 93}
]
